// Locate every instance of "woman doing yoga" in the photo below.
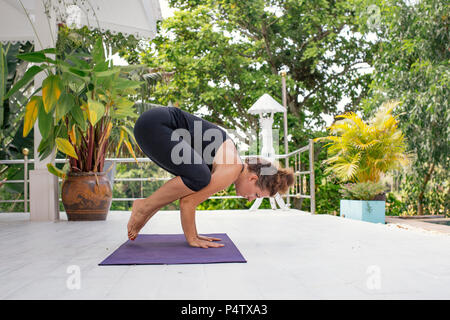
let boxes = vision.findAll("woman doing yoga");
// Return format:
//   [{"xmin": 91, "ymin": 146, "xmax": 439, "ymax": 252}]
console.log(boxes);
[{"xmin": 128, "ymin": 106, "xmax": 294, "ymax": 248}]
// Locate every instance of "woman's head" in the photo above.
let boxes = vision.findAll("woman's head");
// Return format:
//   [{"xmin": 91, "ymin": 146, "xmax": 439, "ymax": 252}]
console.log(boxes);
[{"xmin": 234, "ymin": 156, "xmax": 295, "ymax": 201}]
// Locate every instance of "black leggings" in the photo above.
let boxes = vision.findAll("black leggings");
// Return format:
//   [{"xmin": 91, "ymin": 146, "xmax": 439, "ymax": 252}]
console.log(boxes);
[{"xmin": 133, "ymin": 106, "xmax": 229, "ymax": 192}]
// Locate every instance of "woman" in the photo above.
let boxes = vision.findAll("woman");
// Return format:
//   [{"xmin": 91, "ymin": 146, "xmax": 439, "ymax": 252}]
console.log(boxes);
[{"xmin": 128, "ymin": 106, "xmax": 294, "ymax": 248}]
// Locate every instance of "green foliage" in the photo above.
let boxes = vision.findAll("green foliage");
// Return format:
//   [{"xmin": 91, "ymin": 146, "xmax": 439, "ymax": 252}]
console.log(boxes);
[
  {"xmin": 315, "ymin": 173, "xmax": 341, "ymax": 215},
  {"xmin": 56, "ymin": 25, "xmax": 141, "ymax": 64},
  {"xmin": 0, "ymin": 42, "xmax": 35, "ymax": 161},
  {"xmin": 340, "ymin": 181, "xmax": 385, "ymax": 200},
  {"xmin": 110, "ymin": 163, "xmax": 171, "ymax": 211},
  {"xmin": 397, "ymin": 168, "xmax": 449, "ymax": 216},
  {"xmin": 385, "ymin": 192, "xmax": 407, "ymax": 216},
  {"xmin": 0, "ymin": 42, "xmax": 36, "ymax": 201},
  {"xmin": 316, "ymin": 101, "xmax": 410, "ymax": 183},
  {"xmin": 141, "ymin": 0, "xmax": 377, "ymax": 151},
  {"xmin": 362, "ymin": 0, "xmax": 449, "ymax": 214}
]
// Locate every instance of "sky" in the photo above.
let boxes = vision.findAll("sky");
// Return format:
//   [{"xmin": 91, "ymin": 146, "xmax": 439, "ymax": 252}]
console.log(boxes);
[{"xmin": 159, "ymin": 0, "xmax": 176, "ymax": 19}]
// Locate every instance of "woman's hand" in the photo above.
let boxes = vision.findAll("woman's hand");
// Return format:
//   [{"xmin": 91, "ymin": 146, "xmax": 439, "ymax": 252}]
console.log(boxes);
[
  {"xmin": 197, "ymin": 235, "xmax": 222, "ymax": 242},
  {"xmin": 188, "ymin": 237, "xmax": 225, "ymax": 249}
]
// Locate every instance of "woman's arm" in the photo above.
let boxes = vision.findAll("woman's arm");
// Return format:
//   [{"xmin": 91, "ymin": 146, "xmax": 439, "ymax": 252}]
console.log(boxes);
[{"xmin": 179, "ymin": 165, "xmax": 240, "ymax": 248}]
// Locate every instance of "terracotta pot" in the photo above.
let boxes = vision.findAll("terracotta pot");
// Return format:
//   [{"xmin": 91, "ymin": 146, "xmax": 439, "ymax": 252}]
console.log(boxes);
[{"xmin": 61, "ymin": 171, "xmax": 112, "ymax": 221}]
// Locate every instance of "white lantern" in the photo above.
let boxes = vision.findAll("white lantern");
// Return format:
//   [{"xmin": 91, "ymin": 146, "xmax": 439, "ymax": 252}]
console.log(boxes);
[{"xmin": 247, "ymin": 94, "xmax": 289, "ymax": 210}]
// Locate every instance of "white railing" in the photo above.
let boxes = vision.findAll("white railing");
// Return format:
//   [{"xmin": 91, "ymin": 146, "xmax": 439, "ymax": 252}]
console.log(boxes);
[{"xmin": 0, "ymin": 140, "xmax": 315, "ymax": 214}]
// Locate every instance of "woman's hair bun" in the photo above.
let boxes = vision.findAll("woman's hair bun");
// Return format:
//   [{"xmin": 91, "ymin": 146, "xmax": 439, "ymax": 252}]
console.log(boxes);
[{"xmin": 245, "ymin": 157, "xmax": 295, "ymax": 196}]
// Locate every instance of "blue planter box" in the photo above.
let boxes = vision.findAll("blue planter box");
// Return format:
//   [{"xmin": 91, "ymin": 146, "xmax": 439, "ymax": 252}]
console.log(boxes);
[{"xmin": 340, "ymin": 199, "xmax": 386, "ymax": 224}]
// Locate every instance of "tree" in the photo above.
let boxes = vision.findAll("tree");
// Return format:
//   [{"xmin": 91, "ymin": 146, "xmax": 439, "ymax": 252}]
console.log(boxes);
[
  {"xmin": 363, "ymin": 0, "xmax": 449, "ymax": 215},
  {"xmin": 140, "ymin": 0, "xmax": 378, "ymax": 150}
]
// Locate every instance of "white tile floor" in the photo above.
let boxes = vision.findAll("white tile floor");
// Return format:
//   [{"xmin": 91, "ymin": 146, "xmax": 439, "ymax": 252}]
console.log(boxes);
[{"xmin": 1, "ymin": 209, "xmax": 450, "ymax": 299}]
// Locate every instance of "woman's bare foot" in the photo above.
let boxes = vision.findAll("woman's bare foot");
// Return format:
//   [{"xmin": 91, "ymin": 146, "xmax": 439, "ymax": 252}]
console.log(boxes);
[{"xmin": 127, "ymin": 199, "xmax": 158, "ymax": 241}]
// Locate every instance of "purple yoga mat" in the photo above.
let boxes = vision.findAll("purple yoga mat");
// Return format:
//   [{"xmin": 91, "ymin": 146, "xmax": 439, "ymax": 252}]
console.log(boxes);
[{"xmin": 99, "ymin": 233, "xmax": 247, "ymax": 265}]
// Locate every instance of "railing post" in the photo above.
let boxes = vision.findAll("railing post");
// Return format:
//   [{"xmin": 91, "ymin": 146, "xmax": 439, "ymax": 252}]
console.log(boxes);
[
  {"xmin": 23, "ymin": 148, "xmax": 29, "ymax": 213},
  {"xmin": 281, "ymin": 71, "xmax": 289, "ymax": 207},
  {"xmin": 309, "ymin": 139, "xmax": 316, "ymax": 214}
]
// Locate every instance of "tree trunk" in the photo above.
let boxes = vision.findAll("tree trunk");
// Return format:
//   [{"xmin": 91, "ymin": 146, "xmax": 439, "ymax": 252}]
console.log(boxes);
[{"xmin": 417, "ymin": 163, "xmax": 435, "ymax": 215}]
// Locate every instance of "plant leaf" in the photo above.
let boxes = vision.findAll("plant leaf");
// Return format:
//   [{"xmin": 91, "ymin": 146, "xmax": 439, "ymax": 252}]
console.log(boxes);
[
  {"xmin": 38, "ymin": 96, "xmax": 54, "ymax": 140},
  {"xmin": 47, "ymin": 163, "xmax": 67, "ymax": 179},
  {"xmin": 86, "ymin": 97, "xmax": 105, "ymax": 127},
  {"xmin": 0, "ymin": 45, "xmax": 6, "ymax": 108},
  {"xmin": 16, "ymin": 51, "xmax": 56, "ymax": 64},
  {"xmin": 55, "ymin": 137, "xmax": 78, "ymax": 159},
  {"xmin": 70, "ymin": 103, "xmax": 87, "ymax": 131},
  {"xmin": 94, "ymin": 68, "xmax": 120, "ymax": 77},
  {"xmin": 120, "ymin": 125, "xmax": 138, "ymax": 145},
  {"xmin": 113, "ymin": 77, "xmax": 143, "ymax": 90},
  {"xmin": 22, "ymin": 96, "xmax": 42, "ymax": 137},
  {"xmin": 124, "ymin": 139, "xmax": 138, "ymax": 164},
  {"xmin": 93, "ymin": 38, "xmax": 105, "ymax": 66},
  {"xmin": 42, "ymin": 74, "xmax": 62, "ymax": 113},
  {"xmin": 55, "ymin": 92, "xmax": 75, "ymax": 122},
  {"xmin": 115, "ymin": 128, "xmax": 125, "ymax": 157},
  {"xmin": 68, "ymin": 123, "xmax": 77, "ymax": 145},
  {"xmin": 5, "ymin": 65, "xmax": 44, "ymax": 100}
]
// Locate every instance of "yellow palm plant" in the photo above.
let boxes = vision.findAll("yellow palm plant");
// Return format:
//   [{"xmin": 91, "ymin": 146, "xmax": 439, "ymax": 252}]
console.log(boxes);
[{"xmin": 315, "ymin": 101, "xmax": 410, "ymax": 183}]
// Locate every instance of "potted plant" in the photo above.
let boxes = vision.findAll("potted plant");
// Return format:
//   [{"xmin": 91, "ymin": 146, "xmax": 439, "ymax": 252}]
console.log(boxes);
[
  {"xmin": 339, "ymin": 181, "xmax": 387, "ymax": 223},
  {"xmin": 5, "ymin": 37, "xmax": 142, "ymax": 220},
  {"xmin": 315, "ymin": 101, "xmax": 410, "ymax": 224}
]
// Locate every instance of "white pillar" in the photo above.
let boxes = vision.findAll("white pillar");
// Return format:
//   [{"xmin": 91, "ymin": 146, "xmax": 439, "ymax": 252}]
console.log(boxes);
[
  {"xmin": 250, "ymin": 113, "xmax": 288, "ymax": 211},
  {"xmin": 29, "ymin": 1, "xmax": 59, "ymax": 221},
  {"xmin": 259, "ymin": 116, "xmax": 275, "ymax": 158}
]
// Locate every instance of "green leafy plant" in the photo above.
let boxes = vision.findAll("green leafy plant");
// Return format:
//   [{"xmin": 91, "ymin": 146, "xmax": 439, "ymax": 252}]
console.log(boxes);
[
  {"xmin": 385, "ymin": 192, "xmax": 408, "ymax": 216},
  {"xmin": 315, "ymin": 101, "xmax": 410, "ymax": 183},
  {"xmin": 340, "ymin": 181, "xmax": 386, "ymax": 201},
  {"xmin": 5, "ymin": 37, "xmax": 143, "ymax": 179},
  {"xmin": 0, "ymin": 42, "xmax": 35, "ymax": 159},
  {"xmin": 316, "ymin": 174, "xmax": 341, "ymax": 215}
]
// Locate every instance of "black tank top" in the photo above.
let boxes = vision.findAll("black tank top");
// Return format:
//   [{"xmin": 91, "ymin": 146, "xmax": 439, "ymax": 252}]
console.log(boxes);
[{"xmin": 167, "ymin": 107, "xmax": 232, "ymax": 172}]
